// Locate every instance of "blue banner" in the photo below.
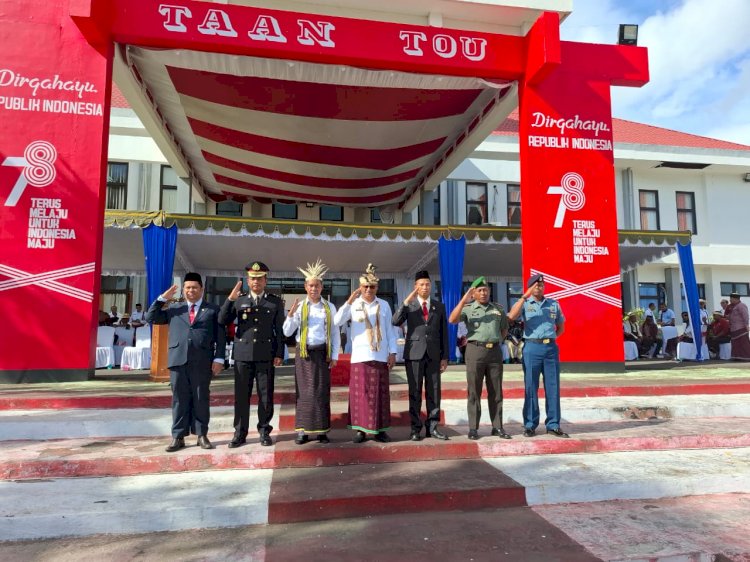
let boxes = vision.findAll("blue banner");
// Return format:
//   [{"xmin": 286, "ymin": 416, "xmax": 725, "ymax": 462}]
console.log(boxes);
[
  {"xmin": 676, "ymin": 241, "xmax": 703, "ymax": 360},
  {"xmin": 439, "ymin": 235, "xmax": 466, "ymax": 362},
  {"xmin": 142, "ymin": 224, "xmax": 178, "ymax": 306}
]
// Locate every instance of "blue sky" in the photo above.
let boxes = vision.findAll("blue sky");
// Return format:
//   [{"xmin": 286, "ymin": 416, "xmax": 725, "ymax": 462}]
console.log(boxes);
[{"xmin": 560, "ymin": 0, "xmax": 750, "ymax": 146}]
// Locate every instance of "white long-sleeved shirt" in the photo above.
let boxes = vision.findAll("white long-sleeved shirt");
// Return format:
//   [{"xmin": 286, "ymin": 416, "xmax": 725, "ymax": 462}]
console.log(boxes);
[
  {"xmin": 334, "ymin": 297, "xmax": 397, "ymax": 363},
  {"xmin": 283, "ymin": 298, "xmax": 340, "ymax": 360}
]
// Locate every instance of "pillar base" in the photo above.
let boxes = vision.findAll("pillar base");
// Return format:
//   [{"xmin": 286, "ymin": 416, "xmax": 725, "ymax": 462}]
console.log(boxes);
[{"xmin": 560, "ymin": 361, "xmax": 625, "ymax": 374}]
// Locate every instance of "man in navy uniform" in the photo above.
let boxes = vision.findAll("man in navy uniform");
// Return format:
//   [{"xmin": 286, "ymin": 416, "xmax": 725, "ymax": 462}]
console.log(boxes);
[
  {"xmin": 220, "ymin": 261, "xmax": 284, "ymax": 447},
  {"xmin": 146, "ymin": 272, "xmax": 226, "ymax": 452},
  {"xmin": 392, "ymin": 270, "xmax": 449, "ymax": 441},
  {"xmin": 507, "ymin": 273, "xmax": 569, "ymax": 438}
]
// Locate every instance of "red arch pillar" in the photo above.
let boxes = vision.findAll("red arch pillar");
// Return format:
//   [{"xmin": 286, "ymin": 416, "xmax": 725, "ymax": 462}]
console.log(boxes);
[
  {"xmin": 0, "ymin": 0, "xmax": 112, "ymax": 381},
  {"xmin": 518, "ymin": 38, "xmax": 649, "ymax": 371}
]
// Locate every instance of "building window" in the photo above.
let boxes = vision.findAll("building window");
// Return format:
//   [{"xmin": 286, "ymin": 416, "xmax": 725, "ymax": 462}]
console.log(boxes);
[
  {"xmin": 99, "ymin": 275, "xmax": 132, "ymax": 319},
  {"xmin": 370, "ymin": 209, "xmax": 382, "ymax": 223},
  {"xmin": 680, "ymin": 283, "xmax": 706, "ymax": 313},
  {"xmin": 466, "ymin": 182, "xmax": 487, "ymax": 225},
  {"xmin": 433, "ymin": 188, "xmax": 441, "ymax": 224},
  {"xmin": 676, "ymin": 191, "xmax": 697, "ymax": 234},
  {"xmin": 160, "ymin": 165, "xmax": 179, "ymax": 212},
  {"xmin": 216, "ymin": 201, "xmax": 243, "ymax": 217},
  {"xmin": 320, "ymin": 205, "xmax": 343, "ymax": 221},
  {"xmin": 638, "ymin": 282, "xmax": 665, "ymax": 311},
  {"xmin": 720, "ymin": 282, "xmax": 750, "ymax": 296},
  {"xmin": 273, "ymin": 202, "xmax": 297, "ymax": 219},
  {"xmin": 639, "ymin": 190, "xmax": 660, "ymax": 230},
  {"xmin": 506, "ymin": 282, "xmax": 523, "ymax": 310},
  {"xmin": 106, "ymin": 162, "xmax": 128, "ymax": 210},
  {"xmin": 507, "ymin": 184, "xmax": 521, "ymax": 226}
]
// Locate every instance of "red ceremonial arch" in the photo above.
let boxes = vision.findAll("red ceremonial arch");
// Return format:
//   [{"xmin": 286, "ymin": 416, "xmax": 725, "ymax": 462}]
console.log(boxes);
[{"xmin": 0, "ymin": 0, "xmax": 649, "ymax": 381}]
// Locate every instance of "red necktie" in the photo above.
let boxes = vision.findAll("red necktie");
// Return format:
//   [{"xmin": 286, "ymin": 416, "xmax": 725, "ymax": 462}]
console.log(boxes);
[
  {"xmin": 422, "ymin": 301, "xmax": 429, "ymax": 322},
  {"xmin": 189, "ymin": 303, "xmax": 196, "ymax": 324}
]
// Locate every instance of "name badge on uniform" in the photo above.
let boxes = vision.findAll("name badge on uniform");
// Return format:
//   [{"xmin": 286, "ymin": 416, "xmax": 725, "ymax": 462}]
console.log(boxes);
[{"xmin": 549, "ymin": 311, "xmax": 557, "ymax": 320}]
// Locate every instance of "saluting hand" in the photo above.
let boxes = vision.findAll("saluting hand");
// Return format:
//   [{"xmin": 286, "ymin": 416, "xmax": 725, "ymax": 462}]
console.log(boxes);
[
  {"xmin": 288, "ymin": 297, "xmax": 301, "ymax": 317},
  {"xmin": 404, "ymin": 287, "xmax": 419, "ymax": 305},
  {"xmin": 228, "ymin": 280, "xmax": 243, "ymax": 301},
  {"xmin": 347, "ymin": 288, "xmax": 362, "ymax": 305},
  {"xmin": 160, "ymin": 284, "xmax": 179, "ymax": 301},
  {"xmin": 462, "ymin": 287, "xmax": 475, "ymax": 303}
]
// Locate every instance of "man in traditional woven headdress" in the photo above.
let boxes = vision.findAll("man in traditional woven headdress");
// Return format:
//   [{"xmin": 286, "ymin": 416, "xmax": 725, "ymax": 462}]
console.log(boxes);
[
  {"xmin": 334, "ymin": 264, "xmax": 398, "ymax": 443},
  {"xmin": 283, "ymin": 259, "xmax": 340, "ymax": 445}
]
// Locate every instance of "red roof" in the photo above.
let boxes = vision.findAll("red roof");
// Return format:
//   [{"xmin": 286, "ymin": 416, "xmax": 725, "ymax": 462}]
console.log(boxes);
[
  {"xmin": 111, "ymin": 83, "xmax": 129, "ymax": 108},
  {"xmin": 110, "ymin": 84, "xmax": 750, "ymax": 152},
  {"xmin": 492, "ymin": 109, "xmax": 750, "ymax": 151}
]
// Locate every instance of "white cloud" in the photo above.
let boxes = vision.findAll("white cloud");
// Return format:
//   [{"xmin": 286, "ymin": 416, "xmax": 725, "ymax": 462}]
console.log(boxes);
[{"xmin": 561, "ymin": 0, "xmax": 750, "ymax": 146}]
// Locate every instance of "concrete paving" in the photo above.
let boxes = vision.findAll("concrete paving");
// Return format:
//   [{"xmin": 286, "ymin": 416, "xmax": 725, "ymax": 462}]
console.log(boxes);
[
  {"xmin": 2, "ymin": 393, "xmax": 748, "ymax": 441},
  {"xmin": 1, "ymin": 495, "xmax": 749, "ymax": 561}
]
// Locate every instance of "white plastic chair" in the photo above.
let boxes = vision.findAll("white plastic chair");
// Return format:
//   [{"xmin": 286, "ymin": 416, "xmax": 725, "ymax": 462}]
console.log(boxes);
[
  {"xmin": 95, "ymin": 326, "xmax": 116, "ymax": 369},
  {"xmin": 624, "ymin": 341, "xmax": 639, "ymax": 360},
  {"xmin": 676, "ymin": 341, "xmax": 709, "ymax": 361},
  {"xmin": 120, "ymin": 326, "xmax": 152, "ymax": 370}
]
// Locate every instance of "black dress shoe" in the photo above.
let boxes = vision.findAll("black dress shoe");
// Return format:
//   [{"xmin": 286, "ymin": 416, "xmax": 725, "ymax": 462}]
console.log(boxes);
[
  {"xmin": 228, "ymin": 435, "xmax": 246, "ymax": 448},
  {"xmin": 374, "ymin": 431, "xmax": 391, "ymax": 443},
  {"xmin": 410, "ymin": 431, "xmax": 422, "ymax": 442},
  {"xmin": 546, "ymin": 428, "xmax": 570, "ymax": 438},
  {"xmin": 523, "ymin": 428, "xmax": 536, "ymax": 438},
  {"xmin": 165, "ymin": 437, "xmax": 185, "ymax": 452},
  {"xmin": 491, "ymin": 427, "xmax": 512, "ymax": 440},
  {"xmin": 424, "ymin": 429, "xmax": 431, "ymax": 438},
  {"xmin": 295, "ymin": 433, "xmax": 309, "ymax": 445},
  {"xmin": 317, "ymin": 434, "xmax": 330, "ymax": 444},
  {"xmin": 468, "ymin": 429, "xmax": 479, "ymax": 440},
  {"xmin": 353, "ymin": 431, "xmax": 366, "ymax": 443},
  {"xmin": 197, "ymin": 435, "xmax": 214, "ymax": 449},
  {"xmin": 430, "ymin": 427, "xmax": 449, "ymax": 441},
  {"xmin": 260, "ymin": 433, "xmax": 273, "ymax": 446}
]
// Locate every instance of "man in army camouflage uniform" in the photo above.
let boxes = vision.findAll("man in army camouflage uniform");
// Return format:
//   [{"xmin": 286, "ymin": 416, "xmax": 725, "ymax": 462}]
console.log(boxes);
[{"xmin": 449, "ymin": 276, "xmax": 510, "ymax": 440}]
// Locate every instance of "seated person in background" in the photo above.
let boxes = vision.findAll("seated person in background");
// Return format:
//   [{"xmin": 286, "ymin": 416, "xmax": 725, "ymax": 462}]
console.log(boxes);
[
  {"xmin": 698, "ymin": 299, "xmax": 709, "ymax": 334},
  {"xmin": 623, "ymin": 311, "xmax": 642, "ymax": 346},
  {"xmin": 108, "ymin": 305, "xmax": 119, "ymax": 326},
  {"xmin": 658, "ymin": 303, "xmax": 677, "ymax": 358},
  {"xmin": 130, "ymin": 303, "xmax": 146, "ymax": 328},
  {"xmin": 641, "ymin": 314, "xmax": 658, "ymax": 357},
  {"xmin": 504, "ymin": 319, "xmax": 524, "ymax": 364},
  {"xmin": 677, "ymin": 311, "xmax": 694, "ymax": 345},
  {"xmin": 114, "ymin": 315, "xmax": 133, "ymax": 347},
  {"xmin": 644, "ymin": 302, "xmax": 656, "ymax": 322},
  {"xmin": 706, "ymin": 311, "xmax": 730, "ymax": 356},
  {"xmin": 98, "ymin": 310, "xmax": 110, "ymax": 326}
]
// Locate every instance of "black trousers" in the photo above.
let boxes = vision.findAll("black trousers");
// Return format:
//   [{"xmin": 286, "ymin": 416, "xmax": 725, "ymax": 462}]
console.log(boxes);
[
  {"xmin": 405, "ymin": 356, "xmax": 441, "ymax": 432},
  {"xmin": 233, "ymin": 360, "xmax": 275, "ymax": 437},
  {"xmin": 170, "ymin": 363, "xmax": 211, "ymax": 439},
  {"xmin": 464, "ymin": 344, "xmax": 504, "ymax": 431}
]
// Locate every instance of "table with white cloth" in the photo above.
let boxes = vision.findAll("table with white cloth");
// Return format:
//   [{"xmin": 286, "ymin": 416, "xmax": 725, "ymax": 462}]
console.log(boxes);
[{"xmin": 624, "ymin": 341, "xmax": 639, "ymax": 360}]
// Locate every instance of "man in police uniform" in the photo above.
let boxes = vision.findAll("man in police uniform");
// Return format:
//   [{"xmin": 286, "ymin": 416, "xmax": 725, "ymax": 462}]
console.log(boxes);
[
  {"xmin": 219, "ymin": 261, "xmax": 284, "ymax": 447},
  {"xmin": 507, "ymin": 273, "xmax": 569, "ymax": 438},
  {"xmin": 448, "ymin": 277, "xmax": 510, "ymax": 440}
]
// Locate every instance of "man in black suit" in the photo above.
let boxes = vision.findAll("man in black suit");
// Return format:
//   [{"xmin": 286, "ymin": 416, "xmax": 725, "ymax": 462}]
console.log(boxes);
[
  {"xmin": 392, "ymin": 270, "xmax": 449, "ymax": 441},
  {"xmin": 146, "ymin": 272, "xmax": 226, "ymax": 452},
  {"xmin": 219, "ymin": 261, "xmax": 285, "ymax": 448}
]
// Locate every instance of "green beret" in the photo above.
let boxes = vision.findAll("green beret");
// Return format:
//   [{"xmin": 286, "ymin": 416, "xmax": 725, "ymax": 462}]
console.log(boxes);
[{"xmin": 470, "ymin": 276, "xmax": 487, "ymax": 289}]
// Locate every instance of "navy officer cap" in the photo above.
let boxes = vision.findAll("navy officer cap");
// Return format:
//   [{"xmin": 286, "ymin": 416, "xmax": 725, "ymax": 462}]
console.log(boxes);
[{"xmin": 527, "ymin": 273, "xmax": 544, "ymax": 288}]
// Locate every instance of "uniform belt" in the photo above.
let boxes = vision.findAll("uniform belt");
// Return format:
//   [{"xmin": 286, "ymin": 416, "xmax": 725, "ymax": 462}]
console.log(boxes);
[
  {"xmin": 525, "ymin": 338, "xmax": 555, "ymax": 344},
  {"xmin": 468, "ymin": 340, "xmax": 500, "ymax": 349}
]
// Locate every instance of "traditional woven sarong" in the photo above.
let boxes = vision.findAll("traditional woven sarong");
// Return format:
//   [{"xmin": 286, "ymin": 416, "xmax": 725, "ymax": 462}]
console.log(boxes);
[
  {"xmin": 348, "ymin": 360, "xmax": 390, "ymax": 434},
  {"xmin": 730, "ymin": 329, "xmax": 750, "ymax": 361},
  {"xmin": 294, "ymin": 345, "xmax": 331, "ymax": 433}
]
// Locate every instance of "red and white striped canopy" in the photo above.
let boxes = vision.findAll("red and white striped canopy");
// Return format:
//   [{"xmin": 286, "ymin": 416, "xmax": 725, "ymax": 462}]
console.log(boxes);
[{"xmin": 125, "ymin": 47, "xmax": 512, "ymax": 206}]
